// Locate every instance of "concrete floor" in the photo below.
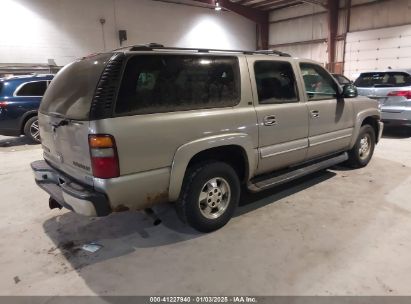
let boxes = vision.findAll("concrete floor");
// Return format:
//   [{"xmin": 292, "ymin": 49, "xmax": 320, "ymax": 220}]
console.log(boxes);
[{"xmin": 1, "ymin": 129, "xmax": 411, "ymax": 296}]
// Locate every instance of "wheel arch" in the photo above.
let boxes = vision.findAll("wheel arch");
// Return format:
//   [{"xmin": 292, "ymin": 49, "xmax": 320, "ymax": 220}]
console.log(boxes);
[
  {"xmin": 168, "ymin": 134, "xmax": 257, "ymax": 202},
  {"xmin": 361, "ymin": 116, "xmax": 380, "ymax": 141},
  {"xmin": 350, "ymin": 109, "xmax": 381, "ymax": 148},
  {"xmin": 20, "ymin": 110, "xmax": 38, "ymax": 134}
]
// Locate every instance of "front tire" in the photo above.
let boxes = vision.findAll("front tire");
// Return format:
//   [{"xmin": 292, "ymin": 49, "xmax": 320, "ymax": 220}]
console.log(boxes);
[
  {"xmin": 24, "ymin": 116, "xmax": 41, "ymax": 143},
  {"xmin": 347, "ymin": 125, "xmax": 375, "ymax": 168},
  {"xmin": 176, "ymin": 162, "xmax": 240, "ymax": 233}
]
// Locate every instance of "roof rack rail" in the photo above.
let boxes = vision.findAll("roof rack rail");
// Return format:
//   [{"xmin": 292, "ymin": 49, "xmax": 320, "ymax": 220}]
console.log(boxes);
[
  {"xmin": 118, "ymin": 43, "xmax": 291, "ymax": 57},
  {"xmin": 253, "ymin": 50, "xmax": 291, "ymax": 57}
]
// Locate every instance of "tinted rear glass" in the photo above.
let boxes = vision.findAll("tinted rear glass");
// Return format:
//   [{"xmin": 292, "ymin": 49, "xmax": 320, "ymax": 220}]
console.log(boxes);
[
  {"xmin": 354, "ymin": 72, "xmax": 411, "ymax": 88},
  {"xmin": 16, "ymin": 81, "xmax": 47, "ymax": 96},
  {"xmin": 40, "ymin": 53, "xmax": 112, "ymax": 120},
  {"xmin": 115, "ymin": 55, "xmax": 240, "ymax": 115}
]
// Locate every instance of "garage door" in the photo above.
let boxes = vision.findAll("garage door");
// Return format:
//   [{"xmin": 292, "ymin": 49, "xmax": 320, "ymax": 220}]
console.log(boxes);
[{"xmin": 344, "ymin": 24, "xmax": 411, "ymax": 80}]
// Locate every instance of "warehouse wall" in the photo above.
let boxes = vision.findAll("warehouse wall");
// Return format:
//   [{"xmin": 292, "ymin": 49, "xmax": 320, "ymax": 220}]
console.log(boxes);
[
  {"xmin": 269, "ymin": 3, "xmax": 328, "ymax": 64},
  {"xmin": 344, "ymin": 0, "xmax": 411, "ymax": 79},
  {"xmin": 0, "ymin": 0, "xmax": 256, "ymax": 66},
  {"xmin": 269, "ymin": 0, "xmax": 411, "ymax": 77}
]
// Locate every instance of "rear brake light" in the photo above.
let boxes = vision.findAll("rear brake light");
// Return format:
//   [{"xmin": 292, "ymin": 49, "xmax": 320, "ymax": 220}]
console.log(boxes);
[
  {"xmin": 387, "ymin": 91, "xmax": 411, "ymax": 99},
  {"xmin": 0, "ymin": 101, "xmax": 8, "ymax": 108},
  {"xmin": 88, "ymin": 134, "xmax": 119, "ymax": 179}
]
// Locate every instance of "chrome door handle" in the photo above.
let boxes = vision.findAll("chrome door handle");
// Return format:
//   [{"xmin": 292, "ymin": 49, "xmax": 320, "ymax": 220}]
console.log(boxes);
[
  {"xmin": 264, "ymin": 115, "xmax": 277, "ymax": 126},
  {"xmin": 311, "ymin": 110, "xmax": 320, "ymax": 118}
]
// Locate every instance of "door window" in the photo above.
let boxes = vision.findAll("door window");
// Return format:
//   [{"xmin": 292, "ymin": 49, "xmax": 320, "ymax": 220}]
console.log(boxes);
[
  {"xmin": 300, "ymin": 63, "xmax": 338, "ymax": 101},
  {"xmin": 15, "ymin": 81, "xmax": 48, "ymax": 97},
  {"xmin": 254, "ymin": 61, "xmax": 299, "ymax": 104}
]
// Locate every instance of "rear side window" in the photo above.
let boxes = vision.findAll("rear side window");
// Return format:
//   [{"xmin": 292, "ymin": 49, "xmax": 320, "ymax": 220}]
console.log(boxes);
[
  {"xmin": 254, "ymin": 61, "xmax": 298, "ymax": 104},
  {"xmin": 115, "ymin": 55, "xmax": 240, "ymax": 115},
  {"xmin": 354, "ymin": 72, "xmax": 411, "ymax": 88},
  {"xmin": 15, "ymin": 81, "xmax": 47, "ymax": 97}
]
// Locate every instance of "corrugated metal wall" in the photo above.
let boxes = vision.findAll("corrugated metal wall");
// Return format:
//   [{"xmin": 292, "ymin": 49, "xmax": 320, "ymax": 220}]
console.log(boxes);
[
  {"xmin": 345, "ymin": 0, "xmax": 411, "ymax": 80},
  {"xmin": 269, "ymin": 3, "xmax": 328, "ymax": 64},
  {"xmin": 269, "ymin": 0, "xmax": 411, "ymax": 77}
]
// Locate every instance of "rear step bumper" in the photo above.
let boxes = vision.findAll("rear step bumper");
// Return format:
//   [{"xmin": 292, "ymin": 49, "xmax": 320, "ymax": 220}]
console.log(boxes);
[{"xmin": 31, "ymin": 160, "xmax": 111, "ymax": 217}]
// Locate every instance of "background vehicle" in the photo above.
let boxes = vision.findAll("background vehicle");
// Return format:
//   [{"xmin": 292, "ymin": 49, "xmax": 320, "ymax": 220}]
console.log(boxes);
[
  {"xmin": 354, "ymin": 70, "xmax": 411, "ymax": 127},
  {"xmin": 0, "ymin": 74, "xmax": 54, "ymax": 142},
  {"xmin": 332, "ymin": 73, "xmax": 353, "ymax": 86},
  {"xmin": 31, "ymin": 45, "xmax": 382, "ymax": 232}
]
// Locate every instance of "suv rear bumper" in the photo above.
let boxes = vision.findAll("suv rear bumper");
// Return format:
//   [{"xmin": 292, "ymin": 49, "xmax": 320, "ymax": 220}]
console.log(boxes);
[
  {"xmin": 382, "ymin": 119, "xmax": 411, "ymax": 127},
  {"xmin": 381, "ymin": 107, "xmax": 411, "ymax": 126},
  {"xmin": 31, "ymin": 160, "xmax": 111, "ymax": 217}
]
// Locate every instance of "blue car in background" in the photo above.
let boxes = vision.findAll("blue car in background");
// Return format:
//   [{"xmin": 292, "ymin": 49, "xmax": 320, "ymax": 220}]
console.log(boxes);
[{"xmin": 0, "ymin": 74, "xmax": 54, "ymax": 143}]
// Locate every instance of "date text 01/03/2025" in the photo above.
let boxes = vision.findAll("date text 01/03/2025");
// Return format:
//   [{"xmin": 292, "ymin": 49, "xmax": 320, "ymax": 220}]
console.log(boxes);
[{"xmin": 149, "ymin": 296, "xmax": 257, "ymax": 303}]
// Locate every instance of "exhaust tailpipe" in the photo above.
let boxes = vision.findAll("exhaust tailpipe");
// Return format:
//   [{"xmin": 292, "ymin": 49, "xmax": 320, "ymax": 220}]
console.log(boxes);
[{"xmin": 49, "ymin": 197, "xmax": 63, "ymax": 210}]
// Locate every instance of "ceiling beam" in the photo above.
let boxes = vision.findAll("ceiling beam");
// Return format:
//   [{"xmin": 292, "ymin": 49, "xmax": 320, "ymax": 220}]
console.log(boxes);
[
  {"xmin": 251, "ymin": 0, "xmax": 300, "ymax": 9},
  {"xmin": 301, "ymin": 0, "xmax": 327, "ymax": 8},
  {"xmin": 191, "ymin": 0, "xmax": 267, "ymax": 23}
]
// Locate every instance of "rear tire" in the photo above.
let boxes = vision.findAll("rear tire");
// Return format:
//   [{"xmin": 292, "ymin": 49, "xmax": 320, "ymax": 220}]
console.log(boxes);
[
  {"xmin": 176, "ymin": 161, "xmax": 240, "ymax": 233},
  {"xmin": 347, "ymin": 125, "xmax": 375, "ymax": 168},
  {"xmin": 24, "ymin": 116, "xmax": 41, "ymax": 143}
]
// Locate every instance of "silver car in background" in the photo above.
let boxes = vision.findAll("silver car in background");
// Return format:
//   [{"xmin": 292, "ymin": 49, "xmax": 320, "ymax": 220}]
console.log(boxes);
[{"xmin": 355, "ymin": 70, "xmax": 411, "ymax": 127}]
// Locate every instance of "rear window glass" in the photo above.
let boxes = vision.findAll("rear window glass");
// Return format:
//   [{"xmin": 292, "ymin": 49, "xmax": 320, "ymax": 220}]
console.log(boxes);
[
  {"xmin": 354, "ymin": 72, "xmax": 411, "ymax": 88},
  {"xmin": 15, "ymin": 81, "xmax": 47, "ymax": 96},
  {"xmin": 115, "ymin": 55, "xmax": 240, "ymax": 115},
  {"xmin": 40, "ymin": 53, "xmax": 112, "ymax": 120}
]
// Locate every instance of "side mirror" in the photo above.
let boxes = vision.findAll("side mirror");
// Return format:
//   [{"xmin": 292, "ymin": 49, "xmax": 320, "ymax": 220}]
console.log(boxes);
[{"xmin": 342, "ymin": 84, "xmax": 358, "ymax": 98}]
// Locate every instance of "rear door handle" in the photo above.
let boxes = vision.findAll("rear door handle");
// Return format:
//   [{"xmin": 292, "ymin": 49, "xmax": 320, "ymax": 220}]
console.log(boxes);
[
  {"xmin": 311, "ymin": 110, "xmax": 320, "ymax": 118},
  {"xmin": 264, "ymin": 115, "xmax": 277, "ymax": 126}
]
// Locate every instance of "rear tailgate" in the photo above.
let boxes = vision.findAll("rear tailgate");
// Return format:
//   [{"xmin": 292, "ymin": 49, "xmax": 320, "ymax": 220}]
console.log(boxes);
[
  {"xmin": 39, "ymin": 53, "xmax": 114, "ymax": 185},
  {"xmin": 39, "ymin": 113, "xmax": 93, "ymax": 185},
  {"xmin": 355, "ymin": 72, "xmax": 411, "ymax": 106}
]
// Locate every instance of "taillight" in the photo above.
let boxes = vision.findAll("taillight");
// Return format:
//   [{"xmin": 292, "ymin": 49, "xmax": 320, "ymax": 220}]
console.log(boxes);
[
  {"xmin": 0, "ymin": 101, "xmax": 8, "ymax": 108},
  {"xmin": 89, "ymin": 134, "xmax": 120, "ymax": 179},
  {"xmin": 387, "ymin": 91, "xmax": 411, "ymax": 99}
]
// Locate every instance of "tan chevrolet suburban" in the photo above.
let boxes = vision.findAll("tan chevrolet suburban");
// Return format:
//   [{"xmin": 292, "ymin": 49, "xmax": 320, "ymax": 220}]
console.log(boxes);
[{"xmin": 31, "ymin": 44, "xmax": 383, "ymax": 232}]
